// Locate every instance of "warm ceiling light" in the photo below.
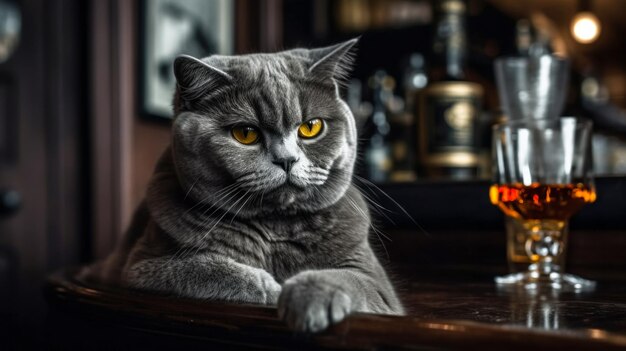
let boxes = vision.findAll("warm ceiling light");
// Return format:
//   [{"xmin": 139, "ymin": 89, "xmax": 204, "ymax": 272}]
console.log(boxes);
[{"xmin": 571, "ymin": 12, "xmax": 601, "ymax": 44}]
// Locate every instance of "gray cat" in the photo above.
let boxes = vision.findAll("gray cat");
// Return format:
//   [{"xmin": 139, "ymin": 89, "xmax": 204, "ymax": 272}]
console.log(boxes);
[{"xmin": 93, "ymin": 38, "xmax": 404, "ymax": 332}]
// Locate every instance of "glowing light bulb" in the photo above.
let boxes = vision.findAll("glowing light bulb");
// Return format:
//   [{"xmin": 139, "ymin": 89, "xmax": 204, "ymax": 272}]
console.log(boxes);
[{"xmin": 571, "ymin": 12, "xmax": 601, "ymax": 44}]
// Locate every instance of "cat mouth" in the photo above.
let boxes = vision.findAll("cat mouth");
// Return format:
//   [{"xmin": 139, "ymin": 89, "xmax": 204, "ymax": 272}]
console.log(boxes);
[{"xmin": 254, "ymin": 174, "xmax": 310, "ymax": 194}]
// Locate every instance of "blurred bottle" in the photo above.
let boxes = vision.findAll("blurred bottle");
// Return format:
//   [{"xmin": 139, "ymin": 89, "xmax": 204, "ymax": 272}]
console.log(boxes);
[
  {"xmin": 387, "ymin": 54, "xmax": 428, "ymax": 182},
  {"xmin": 578, "ymin": 70, "xmax": 626, "ymax": 175},
  {"xmin": 347, "ymin": 79, "xmax": 373, "ymax": 122},
  {"xmin": 403, "ymin": 53, "xmax": 429, "ymax": 109},
  {"xmin": 364, "ymin": 70, "xmax": 393, "ymax": 183},
  {"xmin": 515, "ymin": 19, "xmax": 532, "ymax": 56},
  {"xmin": 388, "ymin": 97, "xmax": 415, "ymax": 182},
  {"xmin": 417, "ymin": 0, "xmax": 483, "ymax": 180}
]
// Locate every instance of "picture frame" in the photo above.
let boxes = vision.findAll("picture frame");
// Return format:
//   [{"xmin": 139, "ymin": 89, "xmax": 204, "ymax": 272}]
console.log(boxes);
[{"xmin": 140, "ymin": 0, "xmax": 234, "ymax": 120}]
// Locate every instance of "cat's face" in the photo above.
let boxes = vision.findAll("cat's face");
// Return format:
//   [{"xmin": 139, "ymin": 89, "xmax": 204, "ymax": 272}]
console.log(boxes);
[{"xmin": 171, "ymin": 40, "xmax": 359, "ymax": 216}]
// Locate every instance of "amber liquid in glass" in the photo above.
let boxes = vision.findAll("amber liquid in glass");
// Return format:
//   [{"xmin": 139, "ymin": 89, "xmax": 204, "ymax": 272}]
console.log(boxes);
[
  {"xmin": 490, "ymin": 183, "xmax": 596, "ymax": 220},
  {"xmin": 490, "ymin": 183, "xmax": 596, "ymax": 265}
]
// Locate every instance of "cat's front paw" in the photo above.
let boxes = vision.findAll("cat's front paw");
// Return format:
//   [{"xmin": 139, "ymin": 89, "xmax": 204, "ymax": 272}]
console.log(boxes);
[
  {"xmin": 277, "ymin": 273, "xmax": 353, "ymax": 333},
  {"xmin": 246, "ymin": 267, "xmax": 282, "ymax": 305}
]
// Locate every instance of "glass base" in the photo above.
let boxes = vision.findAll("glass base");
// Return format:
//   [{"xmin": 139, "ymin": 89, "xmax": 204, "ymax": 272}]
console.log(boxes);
[{"xmin": 495, "ymin": 266, "xmax": 596, "ymax": 292}]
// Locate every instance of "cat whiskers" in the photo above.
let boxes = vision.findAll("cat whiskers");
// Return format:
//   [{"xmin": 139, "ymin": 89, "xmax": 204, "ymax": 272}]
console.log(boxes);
[
  {"xmin": 183, "ymin": 179, "xmax": 199, "ymax": 201},
  {"xmin": 236, "ymin": 171, "xmax": 284, "ymax": 192},
  {"xmin": 311, "ymin": 185, "xmax": 390, "ymax": 260},
  {"xmin": 343, "ymin": 192, "xmax": 391, "ymax": 261},
  {"xmin": 235, "ymin": 173, "xmax": 259, "ymax": 183},
  {"xmin": 229, "ymin": 190, "xmax": 255, "ymax": 225},
  {"xmin": 352, "ymin": 174, "xmax": 430, "ymax": 237},
  {"xmin": 259, "ymin": 187, "xmax": 266, "ymax": 211},
  {"xmin": 174, "ymin": 183, "xmax": 243, "ymax": 256},
  {"xmin": 311, "ymin": 187, "xmax": 335, "ymax": 210},
  {"xmin": 291, "ymin": 174, "xmax": 326, "ymax": 186},
  {"xmin": 290, "ymin": 166, "xmax": 330, "ymax": 186},
  {"xmin": 325, "ymin": 171, "xmax": 403, "ymax": 228},
  {"xmin": 171, "ymin": 187, "xmax": 246, "ymax": 263},
  {"xmin": 343, "ymin": 192, "xmax": 391, "ymax": 241},
  {"xmin": 307, "ymin": 168, "xmax": 330, "ymax": 178},
  {"xmin": 195, "ymin": 185, "xmax": 244, "ymax": 222},
  {"xmin": 188, "ymin": 188, "xmax": 253, "ymax": 258},
  {"xmin": 323, "ymin": 171, "xmax": 395, "ymax": 242},
  {"xmin": 163, "ymin": 184, "xmax": 243, "ymax": 266},
  {"xmin": 347, "ymin": 180, "xmax": 396, "ymax": 226},
  {"xmin": 182, "ymin": 182, "xmax": 239, "ymax": 217}
]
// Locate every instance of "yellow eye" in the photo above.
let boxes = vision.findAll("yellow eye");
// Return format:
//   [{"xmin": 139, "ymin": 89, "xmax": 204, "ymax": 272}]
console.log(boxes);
[
  {"xmin": 232, "ymin": 126, "xmax": 259, "ymax": 145},
  {"xmin": 298, "ymin": 118, "xmax": 324, "ymax": 139}
]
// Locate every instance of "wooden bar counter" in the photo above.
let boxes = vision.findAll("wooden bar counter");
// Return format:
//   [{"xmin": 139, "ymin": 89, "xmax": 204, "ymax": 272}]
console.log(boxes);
[
  {"xmin": 44, "ymin": 179, "xmax": 626, "ymax": 349},
  {"xmin": 44, "ymin": 265, "xmax": 626, "ymax": 350}
]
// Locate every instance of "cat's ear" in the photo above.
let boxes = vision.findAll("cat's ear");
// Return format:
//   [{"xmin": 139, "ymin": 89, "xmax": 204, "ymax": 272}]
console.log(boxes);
[
  {"xmin": 308, "ymin": 38, "xmax": 359, "ymax": 84},
  {"xmin": 173, "ymin": 55, "xmax": 232, "ymax": 103}
]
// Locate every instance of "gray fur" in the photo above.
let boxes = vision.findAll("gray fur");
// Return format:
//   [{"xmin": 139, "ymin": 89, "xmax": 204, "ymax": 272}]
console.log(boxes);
[{"xmin": 92, "ymin": 38, "xmax": 404, "ymax": 332}]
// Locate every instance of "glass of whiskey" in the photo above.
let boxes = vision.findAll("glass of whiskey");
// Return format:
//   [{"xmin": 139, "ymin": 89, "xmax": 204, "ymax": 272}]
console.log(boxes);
[{"xmin": 490, "ymin": 117, "xmax": 596, "ymax": 291}]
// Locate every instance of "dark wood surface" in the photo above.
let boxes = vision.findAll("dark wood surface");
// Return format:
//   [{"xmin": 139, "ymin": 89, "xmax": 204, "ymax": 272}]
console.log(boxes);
[{"xmin": 44, "ymin": 267, "xmax": 626, "ymax": 350}]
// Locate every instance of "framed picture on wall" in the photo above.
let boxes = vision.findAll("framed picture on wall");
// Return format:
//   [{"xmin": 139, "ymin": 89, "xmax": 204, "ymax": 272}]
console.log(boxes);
[{"xmin": 140, "ymin": 0, "xmax": 234, "ymax": 119}]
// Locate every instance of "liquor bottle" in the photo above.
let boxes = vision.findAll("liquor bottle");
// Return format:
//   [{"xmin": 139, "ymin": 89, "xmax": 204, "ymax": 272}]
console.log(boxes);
[{"xmin": 417, "ymin": 0, "xmax": 483, "ymax": 180}]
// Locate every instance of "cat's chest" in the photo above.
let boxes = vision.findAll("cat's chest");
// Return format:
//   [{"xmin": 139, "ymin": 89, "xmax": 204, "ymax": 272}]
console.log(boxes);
[
  {"xmin": 254, "ymin": 213, "xmax": 336, "ymax": 248},
  {"xmin": 249, "ymin": 214, "xmax": 345, "ymax": 276}
]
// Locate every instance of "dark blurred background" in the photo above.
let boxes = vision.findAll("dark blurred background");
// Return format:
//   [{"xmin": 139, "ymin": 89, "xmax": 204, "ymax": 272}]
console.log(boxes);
[{"xmin": 1, "ymin": 0, "xmax": 625, "ymax": 348}]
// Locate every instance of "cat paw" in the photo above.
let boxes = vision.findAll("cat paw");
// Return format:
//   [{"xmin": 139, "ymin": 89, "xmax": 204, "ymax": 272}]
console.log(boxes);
[
  {"xmin": 277, "ymin": 274, "xmax": 352, "ymax": 333},
  {"xmin": 247, "ymin": 267, "xmax": 282, "ymax": 305}
]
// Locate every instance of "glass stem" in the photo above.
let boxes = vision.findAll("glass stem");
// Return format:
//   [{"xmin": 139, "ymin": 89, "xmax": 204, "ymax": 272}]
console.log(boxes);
[{"xmin": 522, "ymin": 219, "xmax": 568, "ymax": 277}]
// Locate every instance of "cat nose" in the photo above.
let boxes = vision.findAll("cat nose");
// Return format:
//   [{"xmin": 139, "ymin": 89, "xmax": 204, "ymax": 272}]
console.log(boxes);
[{"xmin": 272, "ymin": 156, "xmax": 298, "ymax": 173}]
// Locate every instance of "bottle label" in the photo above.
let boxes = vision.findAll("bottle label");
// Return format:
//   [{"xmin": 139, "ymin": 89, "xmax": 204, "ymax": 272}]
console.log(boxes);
[
  {"xmin": 429, "ymin": 97, "xmax": 476, "ymax": 151},
  {"xmin": 418, "ymin": 82, "xmax": 482, "ymax": 169}
]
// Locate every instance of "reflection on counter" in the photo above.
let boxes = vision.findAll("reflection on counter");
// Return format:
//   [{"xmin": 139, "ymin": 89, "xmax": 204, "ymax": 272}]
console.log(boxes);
[
  {"xmin": 511, "ymin": 291, "xmax": 561, "ymax": 330},
  {"xmin": 497, "ymin": 285, "xmax": 595, "ymax": 331}
]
